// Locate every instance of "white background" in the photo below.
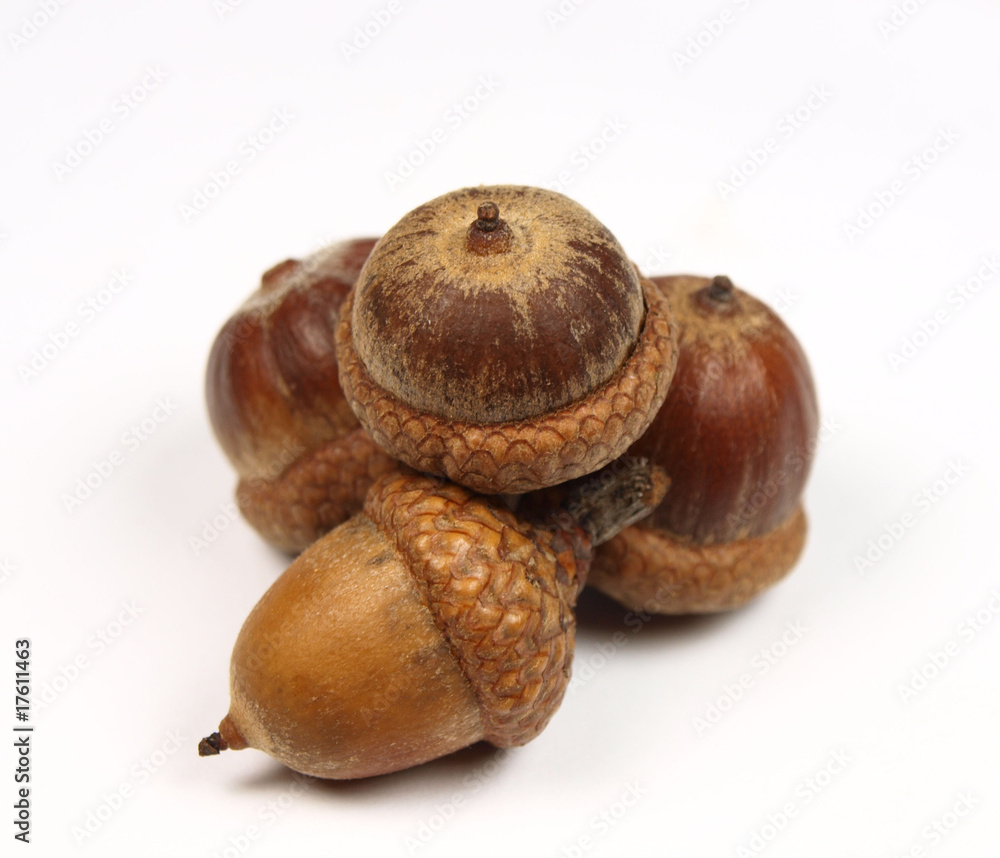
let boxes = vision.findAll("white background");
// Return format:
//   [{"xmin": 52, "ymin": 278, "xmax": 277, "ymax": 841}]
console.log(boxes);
[{"xmin": 2, "ymin": 1, "xmax": 999, "ymax": 856}]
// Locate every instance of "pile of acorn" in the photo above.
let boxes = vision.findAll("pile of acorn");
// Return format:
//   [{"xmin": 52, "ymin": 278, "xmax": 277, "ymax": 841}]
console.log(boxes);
[{"xmin": 198, "ymin": 185, "xmax": 818, "ymax": 779}]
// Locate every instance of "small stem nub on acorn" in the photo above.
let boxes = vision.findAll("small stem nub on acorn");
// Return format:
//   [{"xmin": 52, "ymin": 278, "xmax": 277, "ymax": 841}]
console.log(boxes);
[
  {"xmin": 467, "ymin": 202, "xmax": 513, "ymax": 256},
  {"xmin": 198, "ymin": 732, "xmax": 229, "ymax": 756},
  {"xmin": 561, "ymin": 456, "xmax": 669, "ymax": 547},
  {"xmin": 475, "ymin": 202, "xmax": 501, "ymax": 231},
  {"xmin": 707, "ymin": 275, "xmax": 735, "ymax": 303}
]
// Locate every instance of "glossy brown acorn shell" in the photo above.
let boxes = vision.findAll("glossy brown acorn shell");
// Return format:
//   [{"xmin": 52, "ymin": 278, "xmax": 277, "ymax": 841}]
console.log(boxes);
[
  {"xmin": 588, "ymin": 274, "xmax": 818, "ymax": 613},
  {"xmin": 205, "ymin": 238, "xmax": 399, "ymax": 552},
  {"xmin": 219, "ymin": 513, "xmax": 484, "ymax": 779},
  {"xmin": 336, "ymin": 186, "xmax": 678, "ymax": 494},
  {"xmin": 629, "ymin": 275, "xmax": 818, "ymax": 543},
  {"xmin": 216, "ymin": 471, "xmax": 590, "ymax": 779}
]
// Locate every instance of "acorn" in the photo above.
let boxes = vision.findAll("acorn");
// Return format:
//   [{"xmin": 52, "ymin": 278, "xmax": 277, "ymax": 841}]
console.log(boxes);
[
  {"xmin": 335, "ymin": 185, "xmax": 678, "ymax": 495},
  {"xmin": 199, "ymin": 459, "xmax": 665, "ymax": 779},
  {"xmin": 587, "ymin": 275, "xmax": 819, "ymax": 614},
  {"xmin": 205, "ymin": 238, "xmax": 399, "ymax": 553}
]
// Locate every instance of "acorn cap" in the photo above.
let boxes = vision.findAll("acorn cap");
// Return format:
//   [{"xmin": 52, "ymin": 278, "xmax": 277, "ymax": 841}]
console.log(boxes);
[
  {"xmin": 234, "ymin": 426, "xmax": 400, "ymax": 554},
  {"xmin": 337, "ymin": 186, "xmax": 677, "ymax": 494},
  {"xmin": 589, "ymin": 505, "xmax": 808, "ymax": 614}
]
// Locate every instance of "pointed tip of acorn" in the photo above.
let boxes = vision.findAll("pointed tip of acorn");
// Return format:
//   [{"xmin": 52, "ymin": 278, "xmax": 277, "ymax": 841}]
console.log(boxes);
[
  {"xmin": 198, "ymin": 732, "xmax": 228, "ymax": 756},
  {"xmin": 199, "ymin": 715, "xmax": 248, "ymax": 757},
  {"xmin": 467, "ymin": 200, "xmax": 513, "ymax": 255},
  {"xmin": 476, "ymin": 201, "xmax": 500, "ymax": 228},
  {"xmin": 708, "ymin": 275, "xmax": 735, "ymax": 302}
]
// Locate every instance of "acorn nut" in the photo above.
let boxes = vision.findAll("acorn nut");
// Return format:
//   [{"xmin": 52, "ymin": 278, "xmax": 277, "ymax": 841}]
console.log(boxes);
[
  {"xmin": 199, "ymin": 460, "xmax": 664, "ymax": 779},
  {"xmin": 336, "ymin": 185, "xmax": 678, "ymax": 494},
  {"xmin": 205, "ymin": 238, "xmax": 399, "ymax": 553},
  {"xmin": 588, "ymin": 275, "xmax": 819, "ymax": 614}
]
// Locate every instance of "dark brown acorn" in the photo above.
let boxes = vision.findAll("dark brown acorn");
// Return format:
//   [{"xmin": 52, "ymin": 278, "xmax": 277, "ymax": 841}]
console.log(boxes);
[
  {"xmin": 588, "ymin": 275, "xmax": 819, "ymax": 614},
  {"xmin": 205, "ymin": 238, "xmax": 399, "ymax": 553}
]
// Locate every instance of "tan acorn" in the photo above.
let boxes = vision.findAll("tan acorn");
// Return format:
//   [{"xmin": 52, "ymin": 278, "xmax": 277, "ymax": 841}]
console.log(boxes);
[
  {"xmin": 199, "ymin": 460, "xmax": 665, "ymax": 779},
  {"xmin": 205, "ymin": 238, "xmax": 399, "ymax": 553},
  {"xmin": 335, "ymin": 185, "xmax": 678, "ymax": 495},
  {"xmin": 588, "ymin": 275, "xmax": 819, "ymax": 614}
]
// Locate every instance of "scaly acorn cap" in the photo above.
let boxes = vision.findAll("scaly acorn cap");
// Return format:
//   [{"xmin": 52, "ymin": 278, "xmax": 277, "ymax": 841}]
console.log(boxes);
[{"xmin": 336, "ymin": 185, "xmax": 677, "ymax": 494}]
